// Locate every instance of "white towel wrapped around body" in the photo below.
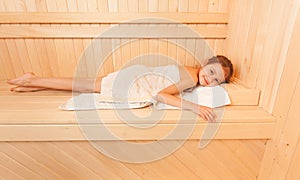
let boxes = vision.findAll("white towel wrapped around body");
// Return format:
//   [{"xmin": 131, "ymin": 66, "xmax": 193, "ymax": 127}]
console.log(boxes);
[
  {"xmin": 100, "ymin": 64, "xmax": 180, "ymax": 102},
  {"xmin": 59, "ymin": 65, "xmax": 231, "ymax": 110}
]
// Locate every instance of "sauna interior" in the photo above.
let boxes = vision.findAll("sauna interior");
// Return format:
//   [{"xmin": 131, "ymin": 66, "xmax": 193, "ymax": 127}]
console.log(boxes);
[{"xmin": 0, "ymin": 0, "xmax": 299, "ymax": 179}]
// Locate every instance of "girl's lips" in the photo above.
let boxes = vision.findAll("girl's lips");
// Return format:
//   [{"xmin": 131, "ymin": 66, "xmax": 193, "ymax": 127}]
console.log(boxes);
[{"xmin": 203, "ymin": 76, "xmax": 209, "ymax": 85}]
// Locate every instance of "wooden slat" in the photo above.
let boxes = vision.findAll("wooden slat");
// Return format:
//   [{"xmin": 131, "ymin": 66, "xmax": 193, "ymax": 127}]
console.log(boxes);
[
  {"xmin": 0, "ymin": 12, "xmax": 229, "ymax": 24},
  {"xmin": 0, "ymin": 143, "xmax": 63, "ymax": 179},
  {"xmin": 286, "ymin": 138, "xmax": 300, "ymax": 179},
  {"xmin": 0, "ymin": 26, "xmax": 227, "ymax": 39},
  {"xmin": 0, "ymin": 151, "xmax": 42, "ymax": 179},
  {"xmin": 184, "ymin": 140, "xmax": 238, "ymax": 178},
  {"xmin": 10, "ymin": 142, "xmax": 80, "ymax": 179},
  {"xmin": 0, "ymin": 122, "xmax": 275, "ymax": 141},
  {"xmin": 207, "ymin": 140, "xmax": 256, "ymax": 179},
  {"xmin": 224, "ymin": 139, "xmax": 262, "ymax": 175},
  {"xmin": 74, "ymin": 141, "xmax": 140, "ymax": 179},
  {"xmin": 0, "ymin": 106, "xmax": 275, "ymax": 124},
  {"xmin": 0, "ymin": 140, "xmax": 264, "ymax": 179}
]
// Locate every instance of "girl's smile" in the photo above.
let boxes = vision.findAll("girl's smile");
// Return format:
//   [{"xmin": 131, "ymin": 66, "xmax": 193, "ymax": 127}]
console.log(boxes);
[{"xmin": 198, "ymin": 63, "xmax": 226, "ymax": 86}]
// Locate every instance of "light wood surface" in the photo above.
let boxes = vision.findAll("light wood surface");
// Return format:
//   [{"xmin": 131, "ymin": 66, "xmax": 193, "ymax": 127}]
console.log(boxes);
[
  {"xmin": 0, "ymin": 0, "xmax": 228, "ymax": 79},
  {"xmin": 258, "ymin": 6, "xmax": 300, "ymax": 179},
  {"xmin": 0, "ymin": 81, "xmax": 275, "ymax": 141},
  {"xmin": 0, "ymin": 140, "xmax": 267, "ymax": 179},
  {"xmin": 225, "ymin": 0, "xmax": 299, "ymax": 113},
  {"xmin": 0, "ymin": 12, "xmax": 229, "ymax": 24},
  {"xmin": 0, "ymin": 26, "xmax": 227, "ymax": 38}
]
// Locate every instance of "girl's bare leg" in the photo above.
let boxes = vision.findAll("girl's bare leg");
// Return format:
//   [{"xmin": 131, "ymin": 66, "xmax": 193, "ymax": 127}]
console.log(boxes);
[
  {"xmin": 7, "ymin": 72, "xmax": 102, "ymax": 93},
  {"xmin": 10, "ymin": 86, "xmax": 49, "ymax": 92}
]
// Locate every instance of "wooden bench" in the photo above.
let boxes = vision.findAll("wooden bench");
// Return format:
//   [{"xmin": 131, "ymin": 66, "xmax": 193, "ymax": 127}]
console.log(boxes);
[
  {"xmin": 0, "ymin": 81, "xmax": 275, "ymax": 141},
  {"xmin": 0, "ymin": 12, "xmax": 275, "ymax": 142}
]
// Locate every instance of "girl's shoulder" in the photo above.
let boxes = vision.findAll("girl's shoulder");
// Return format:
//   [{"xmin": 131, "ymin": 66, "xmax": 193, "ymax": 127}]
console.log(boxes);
[{"xmin": 178, "ymin": 66, "xmax": 199, "ymax": 87}]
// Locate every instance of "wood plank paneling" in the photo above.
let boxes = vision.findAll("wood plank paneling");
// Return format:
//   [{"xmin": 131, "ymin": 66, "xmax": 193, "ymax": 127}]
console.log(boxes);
[
  {"xmin": 0, "ymin": 140, "xmax": 266, "ymax": 179},
  {"xmin": 258, "ymin": 4, "xmax": 300, "ymax": 179},
  {"xmin": 0, "ymin": 26, "xmax": 226, "ymax": 39},
  {"xmin": 225, "ymin": 0, "xmax": 299, "ymax": 112},
  {"xmin": 0, "ymin": 0, "xmax": 229, "ymax": 80},
  {"xmin": 0, "ymin": 12, "xmax": 229, "ymax": 24},
  {"xmin": 286, "ymin": 138, "xmax": 300, "ymax": 179}
]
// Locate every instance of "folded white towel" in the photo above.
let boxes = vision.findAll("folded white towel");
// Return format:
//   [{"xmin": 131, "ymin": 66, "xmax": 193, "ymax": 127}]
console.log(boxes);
[
  {"xmin": 154, "ymin": 85, "xmax": 231, "ymax": 109},
  {"xmin": 59, "ymin": 93, "xmax": 152, "ymax": 110}
]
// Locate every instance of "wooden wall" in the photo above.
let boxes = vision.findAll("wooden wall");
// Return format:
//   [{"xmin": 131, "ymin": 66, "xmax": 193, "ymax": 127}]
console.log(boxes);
[
  {"xmin": 225, "ymin": 0, "xmax": 300, "ymax": 178},
  {"xmin": 225, "ymin": 0, "xmax": 300, "ymax": 112},
  {"xmin": 258, "ymin": 5, "xmax": 300, "ymax": 179},
  {"xmin": 0, "ymin": 0, "xmax": 229, "ymax": 79}
]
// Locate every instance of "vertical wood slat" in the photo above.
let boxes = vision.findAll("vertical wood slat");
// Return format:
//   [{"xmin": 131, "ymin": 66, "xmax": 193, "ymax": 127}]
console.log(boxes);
[
  {"xmin": 257, "ymin": 0, "xmax": 294, "ymax": 111},
  {"xmin": 232, "ymin": 0, "xmax": 254, "ymax": 81},
  {"xmin": 215, "ymin": 0, "xmax": 228, "ymax": 55},
  {"xmin": 86, "ymin": 0, "xmax": 99, "ymax": 78},
  {"xmin": 286, "ymin": 138, "xmax": 300, "ymax": 179},
  {"xmin": 2, "ymin": 1, "xmax": 18, "ymax": 78},
  {"xmin": 207, "ymin": 0, "xmax": 218, "ymax": 56},
  {"xmin": 262, "ymin": 0, "xmax": 300, "ymax": 112},
  {"xmin": 243, "ymin": 0, "xmax": 271, "ymax": 88},
  {"xmin": 25, "ymin": 1, "xmax": 46, "ymax": 77},
  {"xmin": 0, "ymin": 0, "xmax": 9, "ymax": 80}
]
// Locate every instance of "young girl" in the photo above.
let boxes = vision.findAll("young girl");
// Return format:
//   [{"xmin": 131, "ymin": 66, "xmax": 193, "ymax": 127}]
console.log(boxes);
[{"xmin": 7, "ymin": 55, "xmax": 233, "ymax": 122}]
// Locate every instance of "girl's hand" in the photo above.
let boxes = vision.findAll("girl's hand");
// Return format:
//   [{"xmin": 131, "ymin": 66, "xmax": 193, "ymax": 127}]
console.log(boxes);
[{"xmin": 192, "ymin": 105, "xmax": 216, "ymax": 122}]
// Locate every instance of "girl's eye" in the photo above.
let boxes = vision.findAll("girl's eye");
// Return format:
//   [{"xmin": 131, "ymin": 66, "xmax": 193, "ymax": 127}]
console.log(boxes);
[
  {"xmin": 215, "ymin": 79, "xmax": 220, "ymax": 83},
  {"xmin": 210, "ymin": 69, "xmax": 214, "ymax": 75}
]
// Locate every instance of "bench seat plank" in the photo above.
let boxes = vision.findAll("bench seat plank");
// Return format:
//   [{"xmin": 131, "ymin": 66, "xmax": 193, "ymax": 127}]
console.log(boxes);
[
  {"xmin": 0, "ymin": 123, "xmax": 275, "ymax": 141},
  {"xmin": 0, "ymin": 81, "xmax": 275, "ymax": 141}
]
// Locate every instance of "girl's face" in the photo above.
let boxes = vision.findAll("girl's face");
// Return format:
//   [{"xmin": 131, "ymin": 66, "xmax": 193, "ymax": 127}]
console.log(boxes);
[{"xmin": 198, "ymin": 63, "xmax": 226, "ymax": 86}]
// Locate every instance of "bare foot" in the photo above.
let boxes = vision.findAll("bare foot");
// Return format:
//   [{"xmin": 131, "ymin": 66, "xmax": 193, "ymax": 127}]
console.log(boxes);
[
  {"xmin": 10, "ymin": 86, "xmax": 48, "ymax": 92},
  {"xmin": 7, "ymin": 72, "xmax": 37, "ymax": 86}
]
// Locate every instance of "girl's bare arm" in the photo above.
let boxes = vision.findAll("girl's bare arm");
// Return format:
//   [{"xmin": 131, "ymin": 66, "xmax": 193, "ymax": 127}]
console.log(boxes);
[{"xmin": 154, "ymin": 67, "xmax": 215, "ymax": 122}]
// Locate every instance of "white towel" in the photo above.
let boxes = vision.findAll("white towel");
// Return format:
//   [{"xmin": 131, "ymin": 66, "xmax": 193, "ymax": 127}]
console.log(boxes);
[
  {"xmin": 59, "ymin": 93, "xmax": 152, "ymax": 110},
  {"xmin": 99, "ymin": 64, "xmax": 180, "ymax": 102},
  {"xmin": 154, "ymin": 85, "xmax": 231, "ymax": 109}
]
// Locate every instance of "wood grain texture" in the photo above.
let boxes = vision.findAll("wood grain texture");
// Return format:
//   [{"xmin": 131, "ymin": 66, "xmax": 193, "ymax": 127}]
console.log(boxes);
[
  {"xmin": 0, "ymin": 0, "xmax": 229, "ymax": 80},
  {"xmin": 0, "ymin": 140, "xmax": 266, "ymax": 179},
  {"xmin": 225, "ymin": 0, "xmax": 299, "ymax": 112},
  {"xmin": 0, "ymin": 81, "xmax": 275, "ymax": 141},
  {"xmin": 0, "ymin": 12, "xmax": 229, "ymax": 24}
]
